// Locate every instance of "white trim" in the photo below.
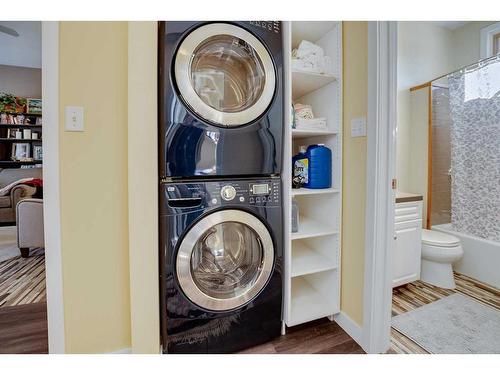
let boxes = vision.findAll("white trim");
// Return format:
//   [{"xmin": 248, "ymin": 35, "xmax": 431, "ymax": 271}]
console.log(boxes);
[
  {"xmin": 333, "ymin": 312, "xmax": 363, "ymax": 347},
  {"xmin": 128, "ymin": 21, "xmax": 160, "ymax": 354},
  {"xmin": 42, "ymin": 21, "xmax": 66, "ymax": 354},
  {"xmin": 108, "ymin": 348, "xmax": 132, "ymax": 354},
  {"xmin": 480, "ymin": 22, "xmax": 500, "ymax": 59},
  {"xmin": 362, "ymin": 21, "xmax": 398, "ymax": 354}
]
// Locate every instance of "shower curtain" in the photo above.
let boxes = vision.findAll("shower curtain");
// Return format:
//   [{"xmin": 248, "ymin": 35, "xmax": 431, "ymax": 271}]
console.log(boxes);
[{"xmin": 448, "ymin": 56, "xmax": 500, "ymax": 242}]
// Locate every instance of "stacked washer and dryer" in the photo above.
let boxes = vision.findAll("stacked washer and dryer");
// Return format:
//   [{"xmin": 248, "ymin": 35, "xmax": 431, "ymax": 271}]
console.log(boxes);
[{"xmin": 158, "ymin": 21, "xmax": 284, "ymax": 353}]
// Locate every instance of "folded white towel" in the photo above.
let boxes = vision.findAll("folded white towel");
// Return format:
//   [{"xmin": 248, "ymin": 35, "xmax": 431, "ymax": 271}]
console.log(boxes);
[
  {"xmin": 296, "ymin": 117, "xmax": 327, "ymax": 130},
  {"xmin": 292, "ymin": 40, "xmax": 333, "ymax": 75},
  {"xmin": 296, "ymin": 40, "xmax": 324, "ymax": 59}
]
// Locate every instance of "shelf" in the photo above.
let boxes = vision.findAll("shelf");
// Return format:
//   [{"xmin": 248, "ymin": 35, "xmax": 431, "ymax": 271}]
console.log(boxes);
[
  {"xmin": 0, "ymin": 160, "xmax": 42, "ymax": 166},
  {"xmin": 289, "ymin": 277, "xmax": 336, "ymax": 326},
  {"xmin": 292, "ymin": 70, "xmax": 336, "ymax": 100},
  {"xmin": 291, "ymin": 242, "xmax": 337, "ymax": 277},
  {"xmin": 0, "ymin": 138, "xmax": 42, "ymax": 142},
  {"xmin": 291, "ymin": 215, "xmax": 338, "ymax": 240},
  {"xmin": 291, "ymin": 188, "xmax": 339, "ymax": 197},
  {"xmin": 291, "ymin": 21, "xmax": 337, "ymax": 49},
  {"xmin": 292, "ymin": 128, "xmax": 338, "ymax": 139},
  {"xmin": 0, "ymin": 124, "xmax": 42, "ymax": 128},
  {"xmin": 0, "ymin": 112, "xmax": 42, "ymax": 116}
]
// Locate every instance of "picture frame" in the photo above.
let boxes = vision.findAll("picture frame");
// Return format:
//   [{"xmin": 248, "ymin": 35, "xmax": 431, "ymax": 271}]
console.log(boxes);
[
  {"xmin": 8, "ymin": 128, "xmax": 19, "ymax": 138},
  {"xmin": 11, "ymin": 143, "xmax": 30, "ymax": 161},
  {"xmin": 27, "ymin": 98, "xmax": 42, "ymax": 114},
  {"xmin": 33, "ymin": 145, "xmax": 43, "ymax": 161}
]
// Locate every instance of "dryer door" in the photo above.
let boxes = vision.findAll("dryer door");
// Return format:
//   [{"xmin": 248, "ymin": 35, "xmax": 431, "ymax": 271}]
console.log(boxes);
[
  {"xmin": 176, "ymin": 209, "xmax": 274, "ymax": 311},
  {"xmin": 174, "ymin": 23, "xmax": 276, "ymax": 127}
]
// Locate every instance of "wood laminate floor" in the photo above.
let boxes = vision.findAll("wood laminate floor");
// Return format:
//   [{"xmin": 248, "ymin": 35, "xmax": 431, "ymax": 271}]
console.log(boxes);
[
  {"xmin": 0, "ymin": 249, "xmax": 48, "ymax": 354},
  {"xmin": 240, "ymin": 318, "xmax": 365, "ymax": 354},
  {"xmin": 389, "ymin": 272, "xmax": 500, "ymax": 354},
  {"xmin": 0, "ymin": 302, "xmax": 48, "ymax": 354}
]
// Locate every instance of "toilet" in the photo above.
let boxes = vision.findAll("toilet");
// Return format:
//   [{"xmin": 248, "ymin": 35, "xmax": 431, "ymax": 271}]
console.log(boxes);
[{"xmin": 421, "ymin": 229, "xmax": 464, "ymax": 289}]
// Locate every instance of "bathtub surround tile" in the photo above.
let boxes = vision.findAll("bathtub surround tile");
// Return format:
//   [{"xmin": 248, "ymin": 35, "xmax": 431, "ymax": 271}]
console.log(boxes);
[
  {"xmin": 448, "ymin": 59, "xmax": 500, "ymax": 242},
  {"xmin": 390, "ymin": 272, "xmax": 500, "ymax": 354}
]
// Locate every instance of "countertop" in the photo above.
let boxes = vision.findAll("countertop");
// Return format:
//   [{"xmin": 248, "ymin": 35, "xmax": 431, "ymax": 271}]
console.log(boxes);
[{"xmin": 396, "ymin": 191, "xmax": 423, "ymax": 203}]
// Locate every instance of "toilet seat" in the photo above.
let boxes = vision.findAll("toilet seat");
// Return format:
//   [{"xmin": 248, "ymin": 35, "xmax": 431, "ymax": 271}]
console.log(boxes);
[{"xmin": 422, "ymin": 229, "xmax": 460, "ymax": 248}]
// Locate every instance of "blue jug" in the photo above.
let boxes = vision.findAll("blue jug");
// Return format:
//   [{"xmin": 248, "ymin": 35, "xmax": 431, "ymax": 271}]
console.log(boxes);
[{"xmin": 304, "ymin": 144, "xmax": 332, "ymax": 189}]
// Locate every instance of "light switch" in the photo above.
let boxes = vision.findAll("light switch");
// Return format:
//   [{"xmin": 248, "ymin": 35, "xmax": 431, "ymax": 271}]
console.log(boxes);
[
  {"xmin": 65, "ymin": 106, "xmax": 84, "ymax": 132},
  {"xmin": 351, "ymin": 117, "xmax": 367, "ymax": 137}
]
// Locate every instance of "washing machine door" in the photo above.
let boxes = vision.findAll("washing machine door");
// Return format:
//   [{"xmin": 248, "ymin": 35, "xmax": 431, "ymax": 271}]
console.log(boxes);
[
  {"xmin": 174, "ymin": 23, "xmax": 276, "ymax": 127},
  {"xmin": 176, "ymin": 209, "xmax": 274, "ymax": 311}
]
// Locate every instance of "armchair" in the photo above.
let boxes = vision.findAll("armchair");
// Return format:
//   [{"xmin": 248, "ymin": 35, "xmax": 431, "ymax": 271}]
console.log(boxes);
[{"xmin": 16, "ymin": 198, "xmax": 44, "ymax": 258}]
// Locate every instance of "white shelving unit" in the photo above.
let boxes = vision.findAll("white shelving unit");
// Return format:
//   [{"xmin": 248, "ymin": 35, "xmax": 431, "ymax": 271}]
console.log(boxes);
[{"xmin": 283, "ymin": 21, "xmax": 342, "ymax": 329}]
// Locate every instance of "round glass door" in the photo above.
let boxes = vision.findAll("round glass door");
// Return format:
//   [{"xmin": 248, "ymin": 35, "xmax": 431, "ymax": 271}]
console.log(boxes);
[
  {"xmin": 174, "ymin": 23, "xmax": 276, "ymax": 127},
  {"xmin": 176, "ymin": 210, "xmax": 274, "ymax": 311}
]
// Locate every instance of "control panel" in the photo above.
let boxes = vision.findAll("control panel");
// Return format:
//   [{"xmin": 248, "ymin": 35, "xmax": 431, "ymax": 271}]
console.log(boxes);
[
  {"xmin": 248, "ymin": 21, "xmax": 280, "ymax": 34},
  {"xmin": 163, "ymin": 178, "xmax": 281, "ymax": 212}
]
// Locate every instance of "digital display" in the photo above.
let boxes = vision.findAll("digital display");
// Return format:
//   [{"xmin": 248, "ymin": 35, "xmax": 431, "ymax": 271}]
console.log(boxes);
[{"xmin": 251, "ymin": 184, "xmax": 270, "ymax": 195}]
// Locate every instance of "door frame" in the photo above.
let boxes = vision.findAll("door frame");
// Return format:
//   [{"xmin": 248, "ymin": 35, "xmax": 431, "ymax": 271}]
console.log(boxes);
[
  {"xmin": 362, "ymin": 21, "xmax": 398, "ymax": 353},
  {"xmin": 42, "ymin": 21, "xmax": 66, "ymax": 353}
]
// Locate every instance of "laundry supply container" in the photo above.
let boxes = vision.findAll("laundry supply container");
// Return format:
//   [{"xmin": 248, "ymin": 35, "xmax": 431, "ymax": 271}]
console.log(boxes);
[{"xmin": 303, "ymin": 144, "xmax": 332, "ymax": 189}]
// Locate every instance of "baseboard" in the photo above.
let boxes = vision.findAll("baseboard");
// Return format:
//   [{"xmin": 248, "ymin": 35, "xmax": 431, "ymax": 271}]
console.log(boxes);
[
  {"xmin": 334, "ymin": 312, "xmax": 364, "ymax": 349},
  {"xmin": 108, "ymin": 348, "xmax": 132, "ymax": 354}
]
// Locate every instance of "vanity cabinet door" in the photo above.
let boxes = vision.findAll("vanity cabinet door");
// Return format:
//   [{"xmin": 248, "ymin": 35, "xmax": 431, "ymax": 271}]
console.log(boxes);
[{"xmin": 393, "ymin": 219, "xmax": 422, "ymax": 288}]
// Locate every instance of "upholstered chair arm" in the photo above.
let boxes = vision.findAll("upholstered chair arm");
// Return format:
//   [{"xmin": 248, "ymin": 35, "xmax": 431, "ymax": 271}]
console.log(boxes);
[
  {"xmin": 10, "ymin": 184, "xmax": 37, "ymax": 209},
  {"xmin": 16, "ymin": 198, "xmax": 44, "ymax": 250}
]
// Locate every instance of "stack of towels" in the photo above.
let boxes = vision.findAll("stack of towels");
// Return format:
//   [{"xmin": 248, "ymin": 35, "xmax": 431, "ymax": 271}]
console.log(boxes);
[
  {"xmin": 293, "ymin": 103, "xmax": 327, "ymax": 130},
  {"xmin": 292, "ymin": 40, "xmax": 332, "ymax": 75}
]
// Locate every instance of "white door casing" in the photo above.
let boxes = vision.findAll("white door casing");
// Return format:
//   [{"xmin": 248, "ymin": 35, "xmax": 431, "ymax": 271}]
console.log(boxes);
[{"xmin": 362, "ymin": 21, "xmax": 398, "ymax": 354}]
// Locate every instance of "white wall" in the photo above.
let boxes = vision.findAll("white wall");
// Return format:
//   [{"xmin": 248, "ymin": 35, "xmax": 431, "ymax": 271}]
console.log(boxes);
[
  {"xmin": 396, "ymin": 21, "xmax": 496, "ymax": 194},
  {"xmin": 396, "ymin": 22, "xmax": 454, "ymax": 192},
  {"xmin": 0, "ymin": 22, "xmax": 41, "ymax": 68},
  {"xmin": 452, "ymin": 21, "xmax": 496, "ymax": 69}
]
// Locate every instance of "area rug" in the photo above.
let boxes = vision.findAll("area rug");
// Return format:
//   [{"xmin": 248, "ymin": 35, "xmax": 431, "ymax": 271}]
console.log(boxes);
[
  {"xmin": 0, "ymin": 248, "xmax": 45, "ymax": 307},
  {"xmin": 0, "ymin": 226, "xmax": 20, "ymax": 263},
  {"xmin": 392, "ymin": 293, "xmax": 500, "ymax": 353}
]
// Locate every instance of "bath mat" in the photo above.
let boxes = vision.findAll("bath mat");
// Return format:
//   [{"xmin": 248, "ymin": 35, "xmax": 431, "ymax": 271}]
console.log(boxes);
[{"xmin": 392, "ymin": 293, "xmax": 500, "ymax": 354}]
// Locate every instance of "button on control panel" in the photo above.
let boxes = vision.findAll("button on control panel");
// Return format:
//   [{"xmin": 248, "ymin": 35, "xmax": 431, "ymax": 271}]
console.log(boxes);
[{"xmin": 220, "ymin": 185, "xmax": 237, "ymax": 201}]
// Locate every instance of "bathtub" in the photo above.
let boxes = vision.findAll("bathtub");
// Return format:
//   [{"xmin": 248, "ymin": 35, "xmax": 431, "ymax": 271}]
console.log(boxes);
[{"xmin": 432, "ymin": 223, "xmax": 500, "ymax": 289}]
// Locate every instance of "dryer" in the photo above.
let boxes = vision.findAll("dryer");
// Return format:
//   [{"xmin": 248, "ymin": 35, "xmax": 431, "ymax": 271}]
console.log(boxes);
[
  {"xmin": 158, "ymin": 21, "xmax": 283, "ymax": 178},
  {"xmin": 159, "ymin": 177, "xmax": 283, "ymax": 353}
]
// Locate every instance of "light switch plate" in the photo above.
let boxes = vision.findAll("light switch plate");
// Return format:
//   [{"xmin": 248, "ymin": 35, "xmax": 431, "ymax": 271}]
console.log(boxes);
[
  {"xmin": 351, "ymin": 116, "xmax": 367, "ymax": 137},
  {"xmin": 65, "ymin": 106, "xmax": 84, "ymax": 132}
]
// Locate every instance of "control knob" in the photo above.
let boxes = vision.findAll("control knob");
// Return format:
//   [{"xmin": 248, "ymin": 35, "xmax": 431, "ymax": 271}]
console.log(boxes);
[{"xmin": 220, "ymin": 185, "xmax": 237, "ymax": 201}]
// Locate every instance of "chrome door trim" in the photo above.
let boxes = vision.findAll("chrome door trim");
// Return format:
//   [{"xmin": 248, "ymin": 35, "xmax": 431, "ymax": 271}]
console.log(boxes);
[
  {"xmin": 174, "ymin": 23, "xmax": 276, "ymax": 127},
  {"xmin": 176, "ymin": 209, "xmax": 274, "ymax": 311}
]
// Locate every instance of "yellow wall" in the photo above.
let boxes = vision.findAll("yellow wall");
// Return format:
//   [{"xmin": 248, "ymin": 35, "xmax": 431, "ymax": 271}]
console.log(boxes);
[
  {"xmin": 341, "ymin": 22, "xmax": 367, "ymax": 326},
  {"xmin": 59, "ymin": 22, "xmax": 131, "ymax": 353}
]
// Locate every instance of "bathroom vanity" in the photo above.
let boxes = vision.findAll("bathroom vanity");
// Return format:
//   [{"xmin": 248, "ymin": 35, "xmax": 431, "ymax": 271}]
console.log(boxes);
[{"xmin": 393, "ymin": 192, "xmax": 424, "ymax": 287}]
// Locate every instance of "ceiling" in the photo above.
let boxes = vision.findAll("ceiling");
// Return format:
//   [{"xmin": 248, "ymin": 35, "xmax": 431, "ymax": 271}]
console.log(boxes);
[{"xmin": 0, "ymin": 21, "xmax": 41, "ymax": 68}]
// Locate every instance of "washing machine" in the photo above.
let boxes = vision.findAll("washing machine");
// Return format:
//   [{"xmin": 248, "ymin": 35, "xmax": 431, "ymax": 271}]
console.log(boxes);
[
  {"xmin": 158, "ymin": 21, "xmax": 283, "ymax": 178},
  {"xmin": 159, "ymin": 177, "xmax": 283, "ymax": 353}
]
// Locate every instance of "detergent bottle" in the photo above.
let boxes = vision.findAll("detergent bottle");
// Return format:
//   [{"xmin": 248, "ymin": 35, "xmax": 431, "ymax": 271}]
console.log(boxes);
[
  {"xmin": 292, "ymin": 145, "xmax": 308, "ymax": 188},
  {"xmin": 304, "ymin": 144, "xmax": 332, "ymax": 189}
]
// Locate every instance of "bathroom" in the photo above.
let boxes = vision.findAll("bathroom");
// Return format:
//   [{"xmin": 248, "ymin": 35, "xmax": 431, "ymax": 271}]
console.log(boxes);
[{"xmin": 390, "ymin": 21, "xmax": 500, "ymax": 353}]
